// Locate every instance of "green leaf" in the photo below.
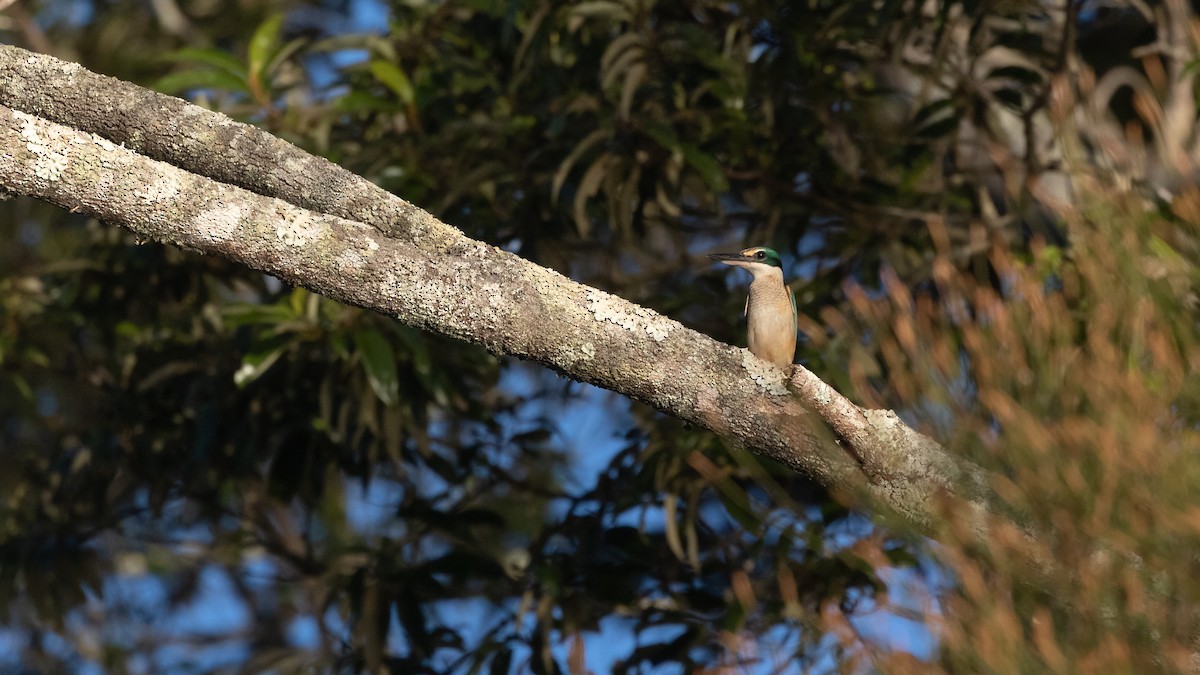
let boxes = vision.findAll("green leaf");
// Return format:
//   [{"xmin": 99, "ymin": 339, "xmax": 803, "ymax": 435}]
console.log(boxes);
[
  {"xmin": 114, "ymin": 321, "xmax": 141, "ymax": 340},
  {"xmin": 153, "ymin": 69, "xmax": 249, "ymax": 96},
  {"xmin": 386, "ymin": 323, "xmax": 436, "ymax": 392},
  {"xmin": 648, "ymin": 126, "xmax": 732, "ymax": 194},
  {"xmin": 569, "ymin": 1, "xmax": 632, "ymax": 22},
  {"xmin": 222, "ymin": 302, "xmax": 297, "ymax": 328},
  {"xmin": 680, "ymin": 144, "xmax": 729, "ymax": 193},
  {"xmin": 12, "ymin": 374, "xmax": 32, "ymax": 401},
  {"xmin": 717, "ymin": 490, "xmax": 759, "ymax": 532},
  {"xmin": 161, "ymin": 47, "xmax": 247, "ymax": 81},
  {"xmin": 287, "ymin": 287, "xmax": 310, "ymax": 318},
  {"xmin": 1148, "ymin": 235, "xmax": 1185, "ymax": 267},
  {"xmin": 234, "ymin": 345, "xmax": 285, "ymax": 388},
  {"xmin": 368, "ymin": 60, "xmax": 416, "ymax": 106},
  {"xmin": 721, "ymin": 599, "xmax": 747, "ymax": 632},
  {"xmin": 267, "ymin": 37, "xmax": 309, "ymax": 82},
  {"xmin": 248, "ymin": 13, "xmax": 286, "ymax": 85},
  {"xmin": 644, "ymin": 123, "xmax": 680, "ymax": 150},
  {"xmin": 21, "ymin": 346, "xmax": 49, "ymax": 368},
  {"xmin": 334, "ymin": 91, "xmax": 398, "ymax": 114},
  {"xmin": 573, "ymin": 153, "xmax": 613, "ymax": 237},
  {"xmin": 552, "ymin": 128, "xmax": 609, "ymax": 205},
  {"xmin": 355, "ymin": 328, "xmax": 399, "ymax": 406}
]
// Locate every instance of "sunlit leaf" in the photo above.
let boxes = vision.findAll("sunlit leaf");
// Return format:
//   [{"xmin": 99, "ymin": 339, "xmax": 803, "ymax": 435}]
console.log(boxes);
[
  {"xmin": 569, "ymin": 1, "xmax": 633, "ymax": 24},
  {"xmin": 573, "ymin": 153, "xmax": 615, "ymax": 237},
  {"xmin": 552, "ymin": 129, "xmax": 609, "ymax": 205},
  {"xmin": 247, "ymin": 13, "xmax": 285, "ymax": 92},
  {"xmin": 618, "ymin": 62, "xmax": 647, "ymax": 119},
  {"xmin": 600, "ymin": 32, "xmax": 646, "ymax": 75},
  {"xmin": 369, "ymin": 60, "xmax": 416, "ymax": 106},
  {"xmin": 601, "ymin": 40, "xmax": 645, "ymax": 92},
  {"xmin": 234, "ymin": 344, "xmax": 285, "ymax": 388}
]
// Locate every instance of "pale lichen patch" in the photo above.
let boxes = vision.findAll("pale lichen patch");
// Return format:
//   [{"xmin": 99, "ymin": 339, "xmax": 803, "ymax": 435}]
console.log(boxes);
[
  {"xmin": 810, "ymin": 377, "xmax": 834, "ymax": 405},
  {"xmin": 282, "ymin": 157, "xmax": 307, "ymax": 175},
  {"xmin": 274, "ymin": 209, "xmax": 323, "ymax": 247},
  {"xmin": 32, "ymin": 145, "xmax": 68, "ymax": 180},
  {"xmin": 481, "ymin": 283, "xmax": 504, "ymax": 307},
  {"xmin": 587, "ymin": 289, "xmax": 638, "ymax": 330},
  {"xmin": 580, "ymin": 341, "xmax": 596, "ymax": 358},
  {"xmin": 373, "ymin": 258, "xmax": 520, "ymax": 345},
  {"xmin": 334, "ymin": 249, "xmax": 365, "ymax": 273},
  {"xmin": 644, "ymin": 321, "xmax": 671, "ymax": 342},
  {"xmin": 381, "ymin": 271, "xmax": 400, "ymax": 299},
  {"xmin": 85, "ymin": 132, "xmax": 124, "ymax": 172},
  {"xmin": 462, "ymin": 242, "xmax": 490, "ymax": 259},
  {"xmin": 587, "ymin": 289, "xmax": 675, "ymax": 342},
  {"xmin": 138, "ymin": 174, "xmax": 182, "ymax": 206},
  {"xmin": 14, "ymin": 110, "xmax": 70, "ymax": 181},
  {"xmin": 193, "ymin": 203, "xmax": 242, "ymax": 243},
  {"xmin": 553, "ymin": 345, "xmax": 581, "ymax": 368},
  {"xmin": 89, "ymin": 133, "xmax": 121, "ymax": 153},
  {"xmin": 741, "ymin": 351, "xmax": 789, "ymax": 395}
]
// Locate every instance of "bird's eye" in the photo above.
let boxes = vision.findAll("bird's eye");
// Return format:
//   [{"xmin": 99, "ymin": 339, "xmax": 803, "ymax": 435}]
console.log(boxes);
[{"xmin": 755, "ymin": 251, "xmax": 765, "ymax": 259}]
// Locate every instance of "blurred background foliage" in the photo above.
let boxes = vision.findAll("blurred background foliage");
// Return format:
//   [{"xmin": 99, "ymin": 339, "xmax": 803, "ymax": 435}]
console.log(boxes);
[{"xmin": 0, "ymin": 0, "xmax": 1198, "ymax": 671}]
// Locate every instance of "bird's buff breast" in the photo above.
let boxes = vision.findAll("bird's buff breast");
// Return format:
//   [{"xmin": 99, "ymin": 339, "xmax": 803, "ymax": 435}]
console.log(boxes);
[{"xmin": 746, "ymin": 287, "xmax": 796, "ymax": 367}]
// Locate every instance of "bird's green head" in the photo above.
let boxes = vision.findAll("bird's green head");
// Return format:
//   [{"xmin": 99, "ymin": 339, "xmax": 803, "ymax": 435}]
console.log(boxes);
[{"xmin": 708, "ymin": 246, "xmax": 784, "ymax": 271}]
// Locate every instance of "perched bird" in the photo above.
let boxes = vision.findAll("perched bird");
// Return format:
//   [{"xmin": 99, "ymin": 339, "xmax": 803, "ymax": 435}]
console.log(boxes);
[{"xmin": 708, "ymin": 246, "xmax": 797, "ymax": 368}]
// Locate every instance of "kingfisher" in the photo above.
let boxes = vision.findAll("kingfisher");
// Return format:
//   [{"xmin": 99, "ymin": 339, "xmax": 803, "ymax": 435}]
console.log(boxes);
[{"xmin": 708, "ymin": 246, "xmax": 797, "ymax": 368}]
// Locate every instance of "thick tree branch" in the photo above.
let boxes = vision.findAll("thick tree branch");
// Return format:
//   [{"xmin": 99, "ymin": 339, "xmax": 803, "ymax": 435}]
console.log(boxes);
[
  {"xmin": 0, "ymin": 44, "xmax": 446, "ymax": 244},
  {"xmin": 0, "ymin": 46, "xmax": 992, "ymax": 534}
]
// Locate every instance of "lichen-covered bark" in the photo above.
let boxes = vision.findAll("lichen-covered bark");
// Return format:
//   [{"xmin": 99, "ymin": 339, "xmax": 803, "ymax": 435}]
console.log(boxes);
[
  {"xmin": 0, "ymin": 46, "xmax": 994, "ymax": 535},
  {"xmin": 0, "ymin": 44, "xmax": 447, "ymax": 245}
]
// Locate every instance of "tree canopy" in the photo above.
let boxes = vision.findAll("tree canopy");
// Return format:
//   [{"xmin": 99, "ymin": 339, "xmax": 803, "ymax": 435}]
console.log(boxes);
[{"xmin": 1, "ymin": 0, "xmax": 1198, "ymax": 672}]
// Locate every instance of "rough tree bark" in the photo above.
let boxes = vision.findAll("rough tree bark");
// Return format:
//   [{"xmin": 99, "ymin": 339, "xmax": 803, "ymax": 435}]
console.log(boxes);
[{"xmin": 0, "ymin": 44, "xmax": 991, "ymax": 535}]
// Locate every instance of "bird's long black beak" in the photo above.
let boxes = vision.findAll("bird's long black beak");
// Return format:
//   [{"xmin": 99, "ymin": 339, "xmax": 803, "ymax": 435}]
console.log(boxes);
[{"xmin": 708, "ymin": 252, "xmax": 747, "ymax": 263}]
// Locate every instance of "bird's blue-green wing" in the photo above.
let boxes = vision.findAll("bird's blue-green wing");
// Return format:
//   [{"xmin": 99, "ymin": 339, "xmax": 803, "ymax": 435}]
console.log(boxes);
[{"xmin": 789, "ymin": 285, "xmax": 797, "ymax": 334}]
